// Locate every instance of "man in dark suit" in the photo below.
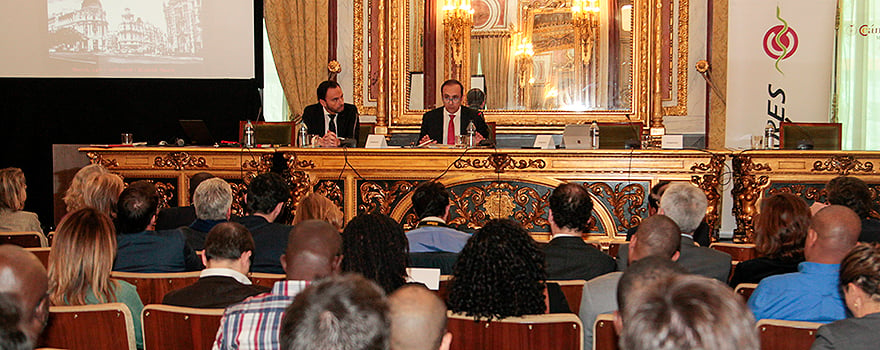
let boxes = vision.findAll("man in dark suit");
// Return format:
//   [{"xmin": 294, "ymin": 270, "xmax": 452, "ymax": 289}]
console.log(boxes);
[
  {"xmin": 543, "ymin": 183, "xmax": 615, "ymax": 281},
  {"xmin": 419, "ymin": 79, "xmax": 489, "ymax": 145},
  {"xmin": 162, "ymin": 222, "xmax": 270, "ymax": 308},
  {"xmin": 302, "ymin": 80, "xmax": 359, "ymax": 147},
  {"xmin": 155, "ymin": 172, "xmax": 214, "ymax": 230},
  {"xmin": 232, "ymin": 172, "xmax": 292, "ymax": 274}
]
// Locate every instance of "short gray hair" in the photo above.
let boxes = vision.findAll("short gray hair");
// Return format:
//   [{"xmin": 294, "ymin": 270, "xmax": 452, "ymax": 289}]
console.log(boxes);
[
  {"xmin": 659, "ymin": 183, "xmax": 707, "ymax": 234},
  {"xmin": 194, "ymin": 178, "xmax": 232, "ymax": 220}
]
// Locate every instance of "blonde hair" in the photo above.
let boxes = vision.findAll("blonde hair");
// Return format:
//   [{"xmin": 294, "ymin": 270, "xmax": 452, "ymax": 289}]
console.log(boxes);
[
  {"xmin": 0, "ymin": 168, "xmax": 27, "ymax": 211},
  {"xmin": 63, "ymin": 164, "xmax": 108, "ymax": 212},
  {"xmin": 81, "ymin": 173, "xmax": 125, "ymax": 218},
  {"xmin": 293, "ymin": 193, "xmax": 344, "ymax": 230},
  {"xmin": 49, "ymin": 208, "xmax": 118, "ymax": 306}
]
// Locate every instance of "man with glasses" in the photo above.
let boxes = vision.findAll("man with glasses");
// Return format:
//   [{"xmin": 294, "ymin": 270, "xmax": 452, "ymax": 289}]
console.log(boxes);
[{"xmin": 418, "ymin": 79, "xmax": 489, "ymax": 145}]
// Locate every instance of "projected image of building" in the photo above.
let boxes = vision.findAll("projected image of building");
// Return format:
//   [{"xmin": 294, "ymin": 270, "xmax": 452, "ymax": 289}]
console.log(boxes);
[
  {"xmin": 164, "ymin": 0, "xmax": 202, "ymax": 55},
  {"xmin": 117, "ymin": 8, "xmax": 166, "ymax": 55},
  {"xmin": 48, "ymin": 0, "xmax": 109, "ymax": 52}
]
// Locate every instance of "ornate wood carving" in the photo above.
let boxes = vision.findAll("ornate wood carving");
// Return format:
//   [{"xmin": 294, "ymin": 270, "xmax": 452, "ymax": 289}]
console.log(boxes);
[
  {"xmin": 358, "ymin": 180, "xmax": 419, "ymax": 215},
  {"xmin": 242, "ymin": 154, "xmax": 274, "ymax": 173},
  {"xmin": 448, "ymin": 182, "xmax": 551, "ymax": 231},
  {"xmin": 731, "ymin": 154, "xmax": 773, "ymax": 242},
  {"xmin": 86, "ymin": 152, "xmax": 119, "ymax": 168},
  {"xmin": 315, "ymin": 181, "xmax": 344, "ymax": 209},
  {"xmin": 767, "ymin": 185, "xmax": 825, "ymax": 203},
  {"xmin": 586, "ymin": 182, "xmax": 646, "ymax": 232},
  {"xmin": 689, "ymin": 154, "xmax": 726, "ymax": 240},
  {"xmin": 812, "ymin": 155, "xmax": 874, "ymax": 175},
  {"xmin": 153, "ymin": 152, "xmax": 208, "ymax": 171},
  {"xmin": 228, "ymin": 181, "xmax": 247, "ymax": 217},
  {"xmin": 454, "ymin": 154, "xmax": 547, "ymax": 173}
]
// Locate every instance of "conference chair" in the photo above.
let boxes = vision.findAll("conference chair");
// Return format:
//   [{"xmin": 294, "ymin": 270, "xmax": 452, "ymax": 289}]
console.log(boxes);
[
  {"xmin": 142, "ymin": 304, "xmax": 223, "ymax": 350},
  {"xmin": 110, "ymin": 271, "xmax": 201, "ymax": 305},
  {"xmin": 248, "ymin": 272, "xmax": 285, "ymax": 289},
  {"xmin": 548, "ymin": 280, "xmax": 586, "ymax": 316},
  {"xmin": 757, "ymin": 319, "xmax": 823, "ymax": 350},
  {"xmin": 447, "ymin": 311, "xmax": 583, "ymax": 350},
  {"xmin": 709, "ymin": 242, "xmax": 757, "ymax": 262},
  {"xmin": 593, "ymin": 313, "xmax": 619, "ymax": 350},
  {"xmin": 0, "ymin": 231, "xmax": 47, "ymax": 247},
  {"xmin": 24, "ymin": 247, "xmax": 50, "ymax": 269},
  {"xmin": 606, "ymin": 242, "xmax": 625, "ymax": 259},
  {"xmin": 734, "ymin": 283, "xmax": 758, "ymax": 302},
  {"xmin": 237, "ymin": 121, "xmax": 296, "ymax": 145},
  {"xmin": 39, "ymin": 303, "xmax": 136, "ymax": 350}
]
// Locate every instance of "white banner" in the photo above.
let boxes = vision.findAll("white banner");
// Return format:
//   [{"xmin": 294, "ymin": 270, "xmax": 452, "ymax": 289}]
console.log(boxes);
[{"xmin": 725, "ymin": 0, "xmax": 836, "ymax": 149}]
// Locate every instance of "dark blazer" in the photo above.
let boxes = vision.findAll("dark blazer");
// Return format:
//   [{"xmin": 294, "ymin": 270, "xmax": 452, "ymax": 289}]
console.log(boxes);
[
  {"xmin": 617, "ymin": 236, "xmax": 732, "ymax": 282},
  {"xmin": 419, "ymin": 106, "xmax": 489, "ymax": 142},
  {"xmin": 162, "ymin": 275, "xmax": 270, "ymax": 308},
  {"xmin": 155, "ymin": 206, "xmax": 196, "ymax": 231},
  {"xmin": 114, "ymin": 229, "xmax": 203, "ymax": 273},
  {"xmin": 860, "ymin": 217, "xmax": 880, "ymax": 243},
  {"xmin": 543, "ymin": 236, "xmax": 616, "ymax": 281},
  {"xmin": 812, "ymin": 312, "xmax": 880, "ymax": 350},
  {"xmin": 302, "ymin": 103, "xmax": 360, "ymax": 140},
  {"xmin": 728, "ymin": 256, "xmax": 803, "ymax": 287},
  {"xmin": 627, "ymin": 220, "xmax": 712, "ymax": 247},
  {"xmin": 233, "ymin": 215, "xmax": 292, "ymax": 274}
]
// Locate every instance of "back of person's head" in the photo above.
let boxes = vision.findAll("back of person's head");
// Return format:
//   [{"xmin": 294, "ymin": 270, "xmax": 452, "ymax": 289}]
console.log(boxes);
[
  {"xmin": 0, "ymin": 292, "xmax": 32, "ymax": 350},
  {"xmin": 194, "ymin": 178, "xmax": 232, "ymax": 221},
  {"xmin": 341, "ymin": 213, "xmax": 408, "ymax": 293},
  {"xmin": 284, "ymin": 220, "xmax": 343, "ymax": 281},
  {"xmin": 389, "ymin": 285, "xmax": 451, "ymax": 350},
  {"xmin": 620, "ymin": 274, "xmax": 759, "ymax": 350},
  {"xmin": 81, "ymin": 172, "xmax": 124, "ymax": 218},
  {"xmin": 246, "ymin": 172, "xmax": 290, "ymax": 214},
  {"xmin": 448, "ymin": 219, "xmax": 545, "ymax": 320},
  {"xmin": 616, "ymin": 256, "xmax": 687, "ymax": 311},
  {"xmin": 826, "ymin": 176, "xmax": 876, "ymax": 219},
  {"xmin": 0, "ymin": 245, "xmax": 49, "ymax": 345},
  {"xmin": 0, "ymin": 168, "xmax": 26, "ymax": 211},
  {"xmin": 839, "ymin": 243, "xmax": 880, "ymax": 301},
  {"xmin": 293, "ymin": 193, "xmax": 344, "ymax": 230},
  {"xmin": 188, "ymin": 172, "xmax": 215, "ymax": 202},
  {"xmin": 63, "ymin": 164, "xmax": 108, "ymax": 212},
  {"xmin": 754, "ymin": 193, "xmax": 810, "ymax": 260},
  {"xmin": 648, "ymin": 181, "xmax": 671, "ymax": 212},
  {"xmin": 630, "ymin": 215, "xmax": 681, "ymax": 261},
  {"xmin": 204, "ymin": 222, "xmax": 254, "ymax": 262},
  {"xmin": 808, "ymin": 205, "xmax": 861, "ymax": 263},
  {"xmin": 280, "ymin": 273, "xmax": 389, "ymax": 350},
  {"xmin": 548, "ymin": 182, "xmax": 593, "ymax": 233},
  {"xmin": 411, "ymin": 182, "xmax": 450, "ymax": 219},
  {"xmin": 116, "ymin": 181, "xmax": 159, "ymax": 234},
  {"xmin": 49, "ymin": 208, "xmax": 118, "ymax": 306},
  {"xmin": 317, "ymin": 80, "xmax": 341, "ymax": 101},
  {"xmin": 466, "ymin": 88, "xmax": 485, "ymax": 110},
  {"xmin": 659, "ymin": 183, "xmax": 708, "ymax": 234}
]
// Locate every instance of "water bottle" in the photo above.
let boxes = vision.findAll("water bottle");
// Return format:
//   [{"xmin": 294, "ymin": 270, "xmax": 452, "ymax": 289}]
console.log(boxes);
[
  {"xmin": 297, "ymin": 121, "xmax": 310, "ymax": 147},
  {"xmin": 243, "ymin": 120, "xmax": 255, "ymax": 148},
  {"xmin": 466, "ymin": 121, "xmax": 476, "ymax": 147},
  {"xmin": 590, "ymin": 121, "xmax": 600, "ymax": 150},
  {"xmin": 763, "ymin": 121, "xmax": 775, "ymax": 149}
]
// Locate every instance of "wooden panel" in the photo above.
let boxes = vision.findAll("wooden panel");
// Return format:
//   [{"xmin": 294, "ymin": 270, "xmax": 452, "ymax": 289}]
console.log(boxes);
[
  {"xmin": 549, "ymin": 280, "xmax": 585, "ymax": 317},
  {"xmin": 142, "ymin": 305, "xmax": 223, "ymax": 350},
  {"xmin": 39, "ymin": 303, "xmax": 136, "ymax": 350},
  {"xmin": 1, "ymin": 232, "xmax": 45, "ymax": 248},
  {"xmin": 757, "ymin": 319, "xmax": 822, "ymax": 350},
  {"xmin": 248, "ymin": 273, "xmax": 285, "ymax": 289},
  {"xmin": 110, "ymin": 271, "xmax": 201, "ymax": 305},
  {"xmin": 25, "ymin": 247, "xmax": 50, "ymax": 269},
  {"xmin": 593, "ymin": 315, "xmax": 619, "ymax": 350},
  {"xmin": 447, "ymin": 312, "xmax": 583, "ymax": 350},
  {"xmin": 734, "ymin": 283, "xmax": 757, "ymax": 302}
]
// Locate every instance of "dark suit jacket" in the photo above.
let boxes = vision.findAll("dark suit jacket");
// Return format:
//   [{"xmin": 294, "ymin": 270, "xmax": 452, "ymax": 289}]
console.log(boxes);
[
  {"xmin": 162, "ymin": 275, "xmax": 270, "ymax": 308},
  {"xmin": 419, "ymin": 106, "xmax": 489, "ymax": 142},
  {"xmin": 627, "ymin": 220, "xmax": 712, "ymax": 247},
  {"xmin": 114, "ymin": 229, "xmax": 203, "ymax": 273},
  {"xmin": 302, "ymin": 103, "xmax": 359, "ymax": 140},
  {"xmin": 543, "ymin": 236, "xmax": 616, "ymax": 281},
  {"xmin": 233, "ymin": 215, "xmax": 292, "ymax": 274},
  {"xmin": 728, "ymin": 256, "xmax": 802, "ymax": 287},
  {"xmin": 616, "ymin": 236, "xmax": 732, "ymax": 282},
  {"xmin": 155, "ymin": 206, "xmax": 196, "ymax": 231}
]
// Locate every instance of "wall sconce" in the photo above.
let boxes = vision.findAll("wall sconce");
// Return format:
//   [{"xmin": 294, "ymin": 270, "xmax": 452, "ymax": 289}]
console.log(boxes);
[
  {"xmin": 443, "ymin": 0, "xmax": 474, "ymax": 81},
  {"xmin": 571, "ymin": 0, "xmax": 600, "ymax": 65},
  {"xmin": 513, "ymin": 35, "xmax": 534, "ymax": 108}
]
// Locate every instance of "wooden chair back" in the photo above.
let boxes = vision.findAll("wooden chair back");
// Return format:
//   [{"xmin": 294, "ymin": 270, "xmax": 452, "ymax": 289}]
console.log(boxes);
[
  {"xmin": 110, "ymin": 271, "xmax": 201, "ymax": 305},
  {"xmin": 248, "ymin": 272, "xmax": 285, "ymax": 289},
  {"xmin": 757, "ymin": 319, "xmax": 822, "ymax": 350},
  {"xmin": 447, "ymin": 312, "xmax": 583, "ymax": 350},
  {"xmin": 709, "ymin": 242, "xmax": 757, "ymax": 262},
  {"xmin": 1, "ymin": 231, "xmax": 47, "ymax": 247},
  {"xmin": 734, "ymin": 283, "xmax": 758, "ymax": 302},
  {"xmin": 38, "ymin": 303, "xmax": 136, "ymax": 350},
  {"xmin": 593, "ymin": 313, "xmax": 619, "ymax": 350},
  {"xmin": 548, "ymin": 280, "xmax": 585, "ymax": 316},
  {"xmin": 436, "ymin": 276, "xmax": 453, "ymax": 302},
  {"xmin": 607, "ymin": 242, "xmax": 624, "ymax": 258},
  {"xmin": 142, "ymin": 304, "xmax": 223, "ymax": 350},
  {"xmin": 25, "ymin": 247, "xmax": 50, "ymax": 269}
]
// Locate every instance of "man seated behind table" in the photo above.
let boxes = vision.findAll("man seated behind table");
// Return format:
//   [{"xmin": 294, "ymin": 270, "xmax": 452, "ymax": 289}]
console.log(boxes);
[
  {"xmin": 302, "ymin": 80, "xmax": 359, "ymax": 147},
  {"xmin": 163, "ymin": 222, "xmax": 270, "ymax": 308},
  {"xmin": 406, "ymin": 181, "xmax": 470, "ymax": 253},
  {"xmin": 419, "ymin": 79, "xmax": 489, "ymax": 145}
]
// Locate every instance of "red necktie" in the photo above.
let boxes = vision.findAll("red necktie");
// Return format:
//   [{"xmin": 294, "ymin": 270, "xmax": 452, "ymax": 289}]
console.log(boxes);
[{"xmin": 447, "ymin": 114, "xmax": 455, "ymax": 145}]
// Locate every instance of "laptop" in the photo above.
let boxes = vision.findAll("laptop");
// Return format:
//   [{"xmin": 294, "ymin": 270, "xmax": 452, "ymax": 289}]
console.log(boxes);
[
  {"xmin": 563, "ymin": 124, "xmax": 592, "ymax": 149},
  {"xmin": 179, "ymin": 120, "xmax": 215, "ymax": 146}
]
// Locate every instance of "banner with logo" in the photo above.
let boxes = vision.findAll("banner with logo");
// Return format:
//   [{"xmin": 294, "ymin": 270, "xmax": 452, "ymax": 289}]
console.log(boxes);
[{"xmin": 725, "ymin": 0, "xmax": 836, "ymax": 149}]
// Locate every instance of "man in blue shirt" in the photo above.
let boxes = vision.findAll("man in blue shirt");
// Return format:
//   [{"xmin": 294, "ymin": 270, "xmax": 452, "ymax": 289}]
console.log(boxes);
[
  {"xmin": 405, "ymin": 181, "xmax": 470, "ymax": 253},
  {"xmin": 748, "ymin": 205, "xmax": 862, "ymax": 323}
]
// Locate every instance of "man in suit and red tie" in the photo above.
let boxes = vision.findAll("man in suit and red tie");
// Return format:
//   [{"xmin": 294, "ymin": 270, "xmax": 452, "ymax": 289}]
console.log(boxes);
[
  {"xmin": 302, "ymin": 80, "xmax": 359, "ymax": 147},
  {"xmin": 418, "ymin": 79, "xmax": 489, "ymax": 145}
]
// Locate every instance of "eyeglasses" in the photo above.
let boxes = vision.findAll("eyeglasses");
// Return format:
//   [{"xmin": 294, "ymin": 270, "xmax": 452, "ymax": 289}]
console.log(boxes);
[{"xmin": 442, "ymin": 96, "xmax": 461, "ymax": 102}]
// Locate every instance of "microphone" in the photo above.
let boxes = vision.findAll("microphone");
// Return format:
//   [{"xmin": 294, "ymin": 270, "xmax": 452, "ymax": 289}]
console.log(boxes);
[
  {"xmin": 623, "ymin": 114, "xmax": 642, "ymax": 149},
  {"xmin": 782, "ymin": 119, "xmax": 814, "ymax": 150}
]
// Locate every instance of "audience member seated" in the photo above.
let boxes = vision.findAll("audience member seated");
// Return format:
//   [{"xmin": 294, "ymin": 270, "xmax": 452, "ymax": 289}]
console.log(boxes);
[
  {"xmin": 0, "ymin": 168, "xmax": 43, "ymax": 235},
  {"xmin": 618, "ymin": 272, "xmax": 759, "ymax": 350},
  {"xmin": 180, "ymin": 178, "xmax": 233, "ymax": 250},
  {"xmin": 626, "ymin": 181, "xmax": 711, "ymax": 247},
  {"xmin": 80, "ymin": 172, "xmax": 124, "ymax": 219},
  {"xmin": 0, "ymin": 245, "xmax": 49, "ymax": 345},
  {"xmin": 113, "ymin": 181, "xmax": 202, "ymax": 273},
  {"xmin": 619, "ymin": 183, "xmax": 732, "ymax": 282},
  {"xmin": 730, "ymin": 193, "xmax": 809, "ymax": 287},
  {"xmin": 811, "ymin": 243, "xmax": 880, "ymax": 350},
  {"xmin": 155, "ymin": 172, "xmax": 214, "ymax": 230},
  {"xmin": 389, "ymin": 284, "xmax": 452, "ymax": 350},
  {"xmin": 0, "ymin": 292, "xmax": 32, "ymax": 350},
  {"xmin": 581, "ymin": 215, "xmax": 682, "ymax": 347},
  {"xmin": 749, "ymin": 205, "xmax": 861, "ymax": 323},
  {"xmin": 292, "ymin": 192, "xmax": 344, "ymax": 230},
  {"xmin": 279, "ymin": 274, "xmax": 388, "ymax": 350},
  {"xmin": 824, "ymin": 176, "xmax": 880, "ymax": 243},
  {"xmin": 342, "ymin": 213, "xmax": 409, "ymax": 294},
  {"xmin": 543, "ymin": 182, "xmax": 615, "ymax": 281},
  {"xmin": 213, "ymin": 220, "xmax": 342, "ymax": 349},
  {"xmin": 49, "ymin": 208, "xmax": 144, "ymax": 348},
  {"xmin": 162, "ymin": 222, "xmax": 270, "ymax": 308},
  {"xmin": 62, "ymin": 164, "xmax": 108, "ymax": 214},
  {"xmin": 233, "ymin": 172, "xmax": 293, "ymax": 274},
  {"xmin": 448, "ymin": 219, "xmax": 569, "ymax": 319},
  {"xmin": 406, "ymin": 181, "xmax": 470, "ymax": 253}
]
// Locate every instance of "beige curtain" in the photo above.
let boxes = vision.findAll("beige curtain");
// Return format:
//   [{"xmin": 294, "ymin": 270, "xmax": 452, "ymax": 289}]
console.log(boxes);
[
  {"xmin": 471, "ymin": 36, "xmax": 510, "ymax": 109},
  {"xmin": 265, "ymin": 0, "xmax": 329, "ymax": 120}
]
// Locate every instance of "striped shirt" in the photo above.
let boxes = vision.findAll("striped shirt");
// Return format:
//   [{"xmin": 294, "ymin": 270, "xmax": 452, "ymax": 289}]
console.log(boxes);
[{"xmin": 212, "ymin": 280, "xmax": 311, "ymax": 350}]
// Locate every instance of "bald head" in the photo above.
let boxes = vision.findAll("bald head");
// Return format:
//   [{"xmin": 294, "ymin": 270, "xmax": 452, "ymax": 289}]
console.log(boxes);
[
  {"xmin": 630, "ymin": 215, "xmax": 681, "ymax": 263},
  {"xmin": 282, "ymin": 220, "xmax": 343, "ymax": 281},
  {"xmin": 389, "ymin": 285, "xmax": 450, "ymax": 350},
  {"xmin": 806, "ymin": 205, "xmax": 861, "ymax": 264},
  {"xmin": 0, "ymin": 245, "xmax": 49, "ymax": 344}
]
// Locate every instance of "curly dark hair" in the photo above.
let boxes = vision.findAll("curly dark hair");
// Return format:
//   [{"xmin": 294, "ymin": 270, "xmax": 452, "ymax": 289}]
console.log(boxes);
[
  {"xmin": 341, "ymin": 212, "xmax": 409, "ymax": 293},
  {"xmin": 246, "ymin": 172, "xmax": 290, "ymax": 214},
  {"xmin": 753, "ymin": 193, "xmax": 810, "ymax": 260},
  {"xmin": 548, "ymin": 183, "xmax": 593, "ymax": 232},
  {"xmin": 826, "ymin": 176, "xmax": 877, "ymax": 219},
  {"xmin": 448, "ymin": 219, "xmax": 546, "ymax": 320}
]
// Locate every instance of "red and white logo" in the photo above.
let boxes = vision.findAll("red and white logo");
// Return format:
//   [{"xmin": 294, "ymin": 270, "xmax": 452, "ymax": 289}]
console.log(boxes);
[{"xmin": 763, "ymin": 25, "xmax": 798, "ymax": 60}]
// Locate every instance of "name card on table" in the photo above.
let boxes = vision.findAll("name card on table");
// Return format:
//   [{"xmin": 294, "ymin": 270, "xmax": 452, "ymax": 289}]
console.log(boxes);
[
  {"xmin": 661, "ymin": 135, "xmax": 684, "ymax": 149},
  {"xmin": 533, "ymin": 135, "xmax": 555, "ymax": 149},
  {"xmin": 365, "ymin": 134, "xmax": 388, "ymax": 148}
]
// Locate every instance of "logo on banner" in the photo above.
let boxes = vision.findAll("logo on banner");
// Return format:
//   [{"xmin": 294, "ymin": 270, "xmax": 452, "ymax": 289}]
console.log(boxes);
[{"xmin": 763, "ymin": 7, "xmax": 798, "ymax": 73}]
